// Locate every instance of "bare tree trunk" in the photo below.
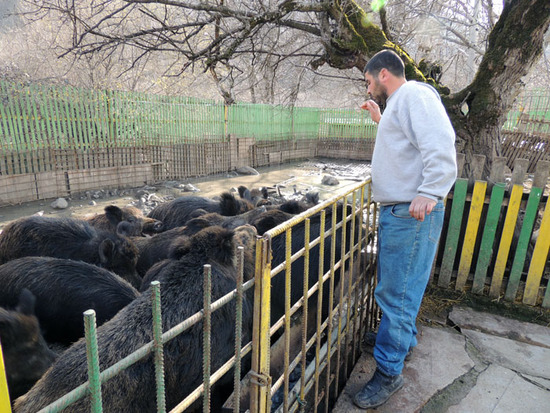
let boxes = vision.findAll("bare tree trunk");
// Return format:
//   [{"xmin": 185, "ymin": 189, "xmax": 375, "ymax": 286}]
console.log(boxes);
[{"xmin": 443, "ymin": 0, "xmax": 550, "ymax": 177}]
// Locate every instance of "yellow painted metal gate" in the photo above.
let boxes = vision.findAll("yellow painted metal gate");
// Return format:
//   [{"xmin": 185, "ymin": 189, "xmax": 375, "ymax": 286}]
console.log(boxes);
[{"xmin": 0, "ymin": 179, "xmax": 378, "ymax": 412}]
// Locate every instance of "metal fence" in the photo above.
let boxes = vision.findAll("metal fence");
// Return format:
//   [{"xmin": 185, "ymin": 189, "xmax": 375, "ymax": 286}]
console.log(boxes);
[
  {"xmin": 0, "ymin": 179, "xmax": 376, "ymax": 413},
  {"xmin": 249, "ymin": 183, "xmax": 376, "ymax": 413}
]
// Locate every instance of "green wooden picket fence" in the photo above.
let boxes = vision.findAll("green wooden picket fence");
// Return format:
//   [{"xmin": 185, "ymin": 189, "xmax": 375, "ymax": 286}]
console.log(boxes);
[
  {"xmin": 1, "ymin": 80, "xmax": 546, "ymax": 154},
  {"xmin": 504, "ymin": 87, "xmax": 550, "ymax": 132},
  {"xmin": 0, "ymin": 80, "xmax": 377, "ymax": 153}
]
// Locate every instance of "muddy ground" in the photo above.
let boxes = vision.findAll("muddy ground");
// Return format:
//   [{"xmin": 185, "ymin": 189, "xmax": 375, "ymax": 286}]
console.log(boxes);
[{"xmin": 0, "ymin": 159, "xmax": 371, "ymax": 229}]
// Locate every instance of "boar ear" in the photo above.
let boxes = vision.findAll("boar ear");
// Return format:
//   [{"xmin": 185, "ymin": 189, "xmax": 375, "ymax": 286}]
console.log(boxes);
[
  {"xmin": 184, "ymin": 218, "xmax": 212, "ymax": 235},
  {"xmin": 238, "ymin": 186, "xmax": 252, "ymax": 201},
  {"xmin": 306, "ymin": 191, "xmax": 319, "ymax": 205},
  {"xmin": 219, "ymin": 192, "xmax": 241, "ymax": 216},
  {"xmin": 169, "ymin": 237, "xmax": 193, "ymax": 260},
  {"xmin": 104, "ymin": 205, "xmax": 123, "ymax": 226},
  {"xmin": 99, "ymin": 239, "xmax": 116, "ymax": 264},
  {"xmin": 189, "ymin": 208, "xmax": 208, "ymax": 219},
  {"xmin": 116, "ymin": 221, "xmax": 133, "ymax": 237},
  {"xmin": 16, "ymin": 289, "xmax": 36, "ymax": 316},
  {"xmin": 215, "ymin": 229, "xmax": 235, "ymax": 265}
]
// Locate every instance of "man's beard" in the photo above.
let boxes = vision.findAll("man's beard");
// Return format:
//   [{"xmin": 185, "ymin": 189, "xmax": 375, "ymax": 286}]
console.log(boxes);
[{"xmin": 372, "ymin": 87, "xmax": 388, "ymax": 107}]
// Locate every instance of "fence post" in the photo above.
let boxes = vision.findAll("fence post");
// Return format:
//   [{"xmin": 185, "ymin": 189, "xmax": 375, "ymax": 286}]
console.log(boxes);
[
  {"xmin": 224, "ymin": 103, "xmax": 229, "ymax": 141},
  {"xmin": 532, "ymin": 160, "xmax": 550, "ymax": 189},
  {"xmin": 472, "ymin": 183, "xmax": 506, "ymax": 294},
  {"xmin": 488, "ymin": 156, "xmax": 507, "ymax": 189},
  {"xmin": 489, "ymin": 184, "xmax": 524, "ymax": 298},
  {"xmin": 456, "ymin": 180, "xmax": 487, "ymax": 290},
  {"xmin": 505, "ymin": 188, "xmax": 543, "ymax": 301},
  {"xmin": 202, "ymin": 265, "xmax": 212, "ymax": 413},
  {"xmin": 511, "ymin": 158, "xmax": 529, "ymax": 185},
  {"xmin": 250, "ymin": 236, "xmax": 272, "ymax": 413},
  {"xmin": 151, "ymin": 281, "xmax": 166, "ymax": 413},
  {"xmin": 438, "ymin": 179, "xmax": 468, "ymax": 287},
  {"xmin": 233, "ymin": 246, "xmax": 245, "ymax": 413},
  {"xmin": 0, "ymin": 341, "xmax": 12, "ymax": 413},
  {"xmin": 291, "ymin": 105, "xmax": 295, "ymax": 139},
  {"xmin": 84, "ymin": 310, "xmax": 103, "ymax": 413},
  {"xmin": 456, "ymin": 153, "xmax": 466, "ymax": 178},
  {"xmin": 106, "ymin": 89, "xmax": 114, "ymax": 143},
  {"xmin": 467, "ymin": 154, "xmax": 486, "ymax": 190}
]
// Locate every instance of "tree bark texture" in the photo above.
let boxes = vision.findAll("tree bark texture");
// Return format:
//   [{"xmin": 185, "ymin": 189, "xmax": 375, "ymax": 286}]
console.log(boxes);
[{"xmin": 442, "ymin": 0, "xmax": 550, "ymax": 177}]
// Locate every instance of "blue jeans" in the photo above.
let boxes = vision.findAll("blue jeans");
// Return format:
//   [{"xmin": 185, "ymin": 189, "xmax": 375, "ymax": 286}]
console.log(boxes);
[{"xmin": 373, "ymin": 201, "xmax": 445, "ymax": 376}]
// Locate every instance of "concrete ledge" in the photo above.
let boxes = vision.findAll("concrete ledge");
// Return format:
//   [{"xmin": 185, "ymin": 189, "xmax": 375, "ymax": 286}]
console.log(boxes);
[
  {"xmin": 333, "ymin": 326, "xmax": 474, "ymax": 412},
  {"xmin": 448, "ymin": 364, "xmax": 550, "ymax": 412},
  {"xmin": 449, "ymin": 306, "xmax": 550, "ymax": 348},
  {"xmin": 461, "ymin": 329, "xmax": 550, "ymax": 379}
]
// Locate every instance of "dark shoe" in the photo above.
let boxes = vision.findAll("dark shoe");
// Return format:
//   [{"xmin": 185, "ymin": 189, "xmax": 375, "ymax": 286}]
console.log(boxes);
[
  {"xmin": 362, "ymin": 331, "xmax": 414, "ymax": 361},
  {"xmin": 353, "ymin": 368, "xmax": 404, "ymax": 409}
]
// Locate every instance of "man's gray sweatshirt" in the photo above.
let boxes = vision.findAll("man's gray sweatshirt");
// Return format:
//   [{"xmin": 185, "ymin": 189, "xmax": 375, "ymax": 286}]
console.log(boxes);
[{"xmin": 371, "ymin": 81, "xmax": 457, "ymax": 205}]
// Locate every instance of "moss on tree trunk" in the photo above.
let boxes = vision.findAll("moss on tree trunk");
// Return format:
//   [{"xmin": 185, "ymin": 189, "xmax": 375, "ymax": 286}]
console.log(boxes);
[{"xmin": 445, "ymin": 0, "xmax": 550, "ymax": 177}]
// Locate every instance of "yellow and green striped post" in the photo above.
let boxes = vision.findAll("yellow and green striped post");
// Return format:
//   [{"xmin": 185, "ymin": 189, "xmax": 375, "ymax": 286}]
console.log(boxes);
[
  {"xmin": 456, "ymin": 180, "xmax": 487, "ymax": 290},
  {"xmin": 0, "ymin": 341, "xmax": 12, "ymax": 413},
  {"xmin": 505, "ymin": 188, "xmax": 543, "ymax": 301},
  {"xmin": 524, "ymin": 196, "xmax": 550, "ymax": 306},
  {"xmin": 489, "ymin": 184, "xmax": 524, "ymax": 298},
  {"xmin": 472, "ymin": 183, "xmax": 506, "ymax": 294},
  {"xmin": 439, "ymin": 178, "xmax": 468, "ymax": 287}
]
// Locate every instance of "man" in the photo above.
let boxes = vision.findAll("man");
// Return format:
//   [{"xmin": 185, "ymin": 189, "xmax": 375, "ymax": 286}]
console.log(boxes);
[{"xmin": 355, "ymin": 49, "xmax": 457, "ymax": 409}]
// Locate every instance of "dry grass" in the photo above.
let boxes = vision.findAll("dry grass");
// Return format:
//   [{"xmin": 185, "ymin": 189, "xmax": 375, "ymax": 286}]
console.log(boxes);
[
  {"xmin": 418, "ymin": 292, "xmax": 465, "ymax": 326},
  {"xmin": 420, "ymin": 285, "xmax": 550, "ymax": 327}
]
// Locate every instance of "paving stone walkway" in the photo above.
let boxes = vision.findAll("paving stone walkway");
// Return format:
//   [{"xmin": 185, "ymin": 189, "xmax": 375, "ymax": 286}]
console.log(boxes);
[{"xmin": 333, "ymin": 306, "xmax": 550, "ymax": 412}]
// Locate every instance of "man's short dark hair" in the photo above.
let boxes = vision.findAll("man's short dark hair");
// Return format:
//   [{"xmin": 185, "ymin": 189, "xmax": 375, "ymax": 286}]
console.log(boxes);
[{"xmin": 364, "ymin": 49, "xmax": 405, "ymax": 78}]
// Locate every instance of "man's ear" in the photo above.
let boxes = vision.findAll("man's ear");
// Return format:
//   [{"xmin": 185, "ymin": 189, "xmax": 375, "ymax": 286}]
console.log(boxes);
[{"xmin": 379, "ymin": 68, "xmax": 389, "ymax": 82}]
